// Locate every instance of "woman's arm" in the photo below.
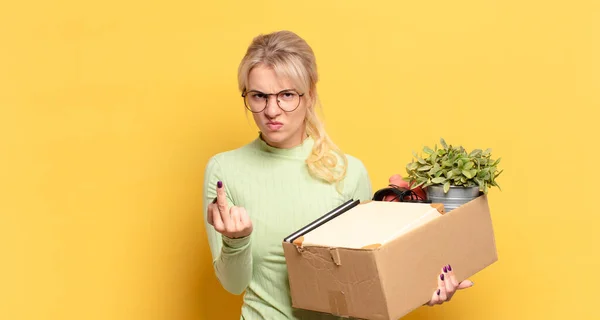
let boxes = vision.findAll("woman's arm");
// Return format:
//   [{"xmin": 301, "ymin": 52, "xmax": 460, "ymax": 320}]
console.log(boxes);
[
  {"xmin": 203, "ymin": 157, "xmax": 253, "ymax": 295},
  {"xmin": 352, "ymin": 160, "xmax": 373, "ymax": 201}
]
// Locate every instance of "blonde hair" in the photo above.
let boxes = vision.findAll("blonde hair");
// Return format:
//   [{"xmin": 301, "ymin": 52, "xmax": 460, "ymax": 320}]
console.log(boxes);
[{"xmin": 237, "ymin": 30, "xmax": 348, "ymax": 191}]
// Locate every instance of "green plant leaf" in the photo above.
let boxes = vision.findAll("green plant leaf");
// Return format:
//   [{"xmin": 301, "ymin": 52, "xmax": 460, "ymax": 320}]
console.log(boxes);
[
  {"xmin": 461, "ymin": 170, "xmax": 473, "ymax": 179},
  {"xmin": 428, "ymin": 167, "xmax": 439, "ymax": 176},
  {"xmin": 478, "ymin": 167, "xmax": 490, "ymax": 176},
  {"xmin": 431, "ymin": 177, "xmax": 446, "ymax": 184},
  {"xmin": 476, "ymin": 178, "xmax": 484, "ymax": 191},
  {"xmin": 494, "ymin": 169, "xmax": 504, "ymax": 178},
  {"xmin": 414, "ymin": 180, "xmax": 426, "ymax": 188},
  {"xmin": 443, "ymin": 181, "xmax": 450, "ymax": 193},
  {"xmin": 431, "ymin": 152, "xmax": 437, "ymax": 163},
  {"xmin": 440, "ymin": 138, "xmax": 448, "ymax": 149},
  {"xmin": 423, "ymin": 146, "xmax": 434, "ymax": 155},
  {"xmin": 492, "ymin": 158, "xmax": 502, "ymax": 166},
  {"xmin": 446, "ymin": 170, "xmax": 454, "ymax": 179},
  {"xmin": 469, "ymin": 149, "xmax": 482, "ymax": 157},
  {"xmin": 463, "ymin": 161, "xmax": 475, "ymax": 170},
  {"xmin": 483, "ymin": 148, "xmax": 492, "ymax": 156},
  {"xmin": 408, "ymin": 162, "xmax": 419, "ymax": 171},
  {"xmin": 418, "ymin": 165, "xmax": 432, "ymax": 172},
  {"xmin": 417, "ymin": 157, "xmax": 427, "ymax": 165}
]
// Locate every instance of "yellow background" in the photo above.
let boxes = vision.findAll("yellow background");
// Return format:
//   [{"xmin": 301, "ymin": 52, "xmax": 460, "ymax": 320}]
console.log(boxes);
[{"xmin": 1, "ymin": 1, "xmax": 598, "ymax": 319}]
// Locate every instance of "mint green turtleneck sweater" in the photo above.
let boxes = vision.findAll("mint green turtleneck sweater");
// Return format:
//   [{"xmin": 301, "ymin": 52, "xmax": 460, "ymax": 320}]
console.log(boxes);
[{"xmin": 202, "ymin": 136, "xmax": 372, "ymax": 319}]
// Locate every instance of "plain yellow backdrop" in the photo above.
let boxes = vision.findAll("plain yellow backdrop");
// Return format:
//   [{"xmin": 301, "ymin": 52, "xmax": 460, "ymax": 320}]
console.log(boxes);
[{"xmin": 1, "ymin": 0, "xmax": 598, "ymax": 319}]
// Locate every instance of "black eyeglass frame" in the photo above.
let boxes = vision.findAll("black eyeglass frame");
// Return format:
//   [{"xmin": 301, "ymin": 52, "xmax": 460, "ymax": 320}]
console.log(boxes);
[{"xmin": 241, "ymin": 89, "xmax": 305, "ymax": 113}]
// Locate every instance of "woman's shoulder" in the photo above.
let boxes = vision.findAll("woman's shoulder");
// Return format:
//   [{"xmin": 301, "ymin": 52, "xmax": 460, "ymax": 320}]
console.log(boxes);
[
  {"xmin": 204, "ymin": 141, "xmax": 260, "ymax": 177},
  {"xmin": 207, "ymin": 139, "xmax": 259, "ymax": 163},
  {"xmin": 344, "ymin": 153, "xmax": 369, "ymax": 176},
  {"xmin": 342, "ymin": 153, "xmax": 372, "ymax": 200}
]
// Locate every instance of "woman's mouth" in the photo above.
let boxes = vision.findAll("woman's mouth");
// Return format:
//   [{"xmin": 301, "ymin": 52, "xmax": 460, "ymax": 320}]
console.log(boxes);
[{"xmin": 266, "ymin": 122, "xmax": 283, "ymax": 131}]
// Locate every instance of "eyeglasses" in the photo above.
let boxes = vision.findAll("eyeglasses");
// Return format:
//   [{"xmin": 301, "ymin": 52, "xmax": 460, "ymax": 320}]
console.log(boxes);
[{"xmin": 241, "ymin": 89, "xmax": 304, "ymax": 113}]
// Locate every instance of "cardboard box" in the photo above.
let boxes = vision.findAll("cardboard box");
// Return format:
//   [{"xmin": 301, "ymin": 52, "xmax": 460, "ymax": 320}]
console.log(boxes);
[{"xmin": 282, "ymin": 195, "xmax": 498, "ymax": 320}]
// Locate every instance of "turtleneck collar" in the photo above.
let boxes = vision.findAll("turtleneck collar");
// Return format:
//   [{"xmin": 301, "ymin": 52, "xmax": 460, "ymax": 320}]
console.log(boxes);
[{"xmin": 256, "ymin": 132, "xmax": 314, "ymax": 159}]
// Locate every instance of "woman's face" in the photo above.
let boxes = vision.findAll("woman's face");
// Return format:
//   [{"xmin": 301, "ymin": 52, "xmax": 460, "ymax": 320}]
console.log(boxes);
[{"xmin": 245, "ymin": 65, "xmax": 309, "ymax": 149}]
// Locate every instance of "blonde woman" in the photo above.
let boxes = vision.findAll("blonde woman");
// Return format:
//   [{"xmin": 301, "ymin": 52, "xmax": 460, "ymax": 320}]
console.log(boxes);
[{"xmin": 203, "ymin": 30, "xmax": 474, "ymax": 319}]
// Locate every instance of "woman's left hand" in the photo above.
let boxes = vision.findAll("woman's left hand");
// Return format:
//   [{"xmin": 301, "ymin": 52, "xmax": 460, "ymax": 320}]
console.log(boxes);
[{"xmin": 426, "ymin": 265, "xmax": 474, "ymax": 306}]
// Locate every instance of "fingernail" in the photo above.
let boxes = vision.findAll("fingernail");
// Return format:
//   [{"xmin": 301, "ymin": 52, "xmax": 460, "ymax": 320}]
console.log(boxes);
[
  {"xmin": 440, "ymin": 274, "xmax": 444, "ymax": 281},
  {"xmin": 217, "ymin": 181, "xmax": 223, "ymax": 188},
  {"xmin": 437, "ymin": 289, "xmax": 440, "ymax": 295},
  {"xmin": 443, "ymin": 266, "xmax": 448, "ymax": 273},
  {"xmin": 448, "ymin": 264, "xmax": 452, "ymax": 271}
]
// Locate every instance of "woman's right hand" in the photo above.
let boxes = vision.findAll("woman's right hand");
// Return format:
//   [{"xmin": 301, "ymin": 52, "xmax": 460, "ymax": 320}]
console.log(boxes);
[{"xmin": 207, "ymin": 181, "xmax": 253, "ymax": 239}]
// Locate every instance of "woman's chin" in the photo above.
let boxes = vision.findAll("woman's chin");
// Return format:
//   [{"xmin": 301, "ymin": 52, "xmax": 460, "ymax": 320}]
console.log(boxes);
[
  {"xmin": 261, "ymin": 132, "xmax": 293, "ymax": 147},
  {"xmin": 261, "ymin": 132, "xmax": 285, "ymax": 142}
]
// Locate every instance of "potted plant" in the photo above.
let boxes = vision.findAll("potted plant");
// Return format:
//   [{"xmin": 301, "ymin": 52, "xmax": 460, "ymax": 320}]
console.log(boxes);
[{"xmin": 403, "ymin": 138, "xmax": 503, "ymax": 211}]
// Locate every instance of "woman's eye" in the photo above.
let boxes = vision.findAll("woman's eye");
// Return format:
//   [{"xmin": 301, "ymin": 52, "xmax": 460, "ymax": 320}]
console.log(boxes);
[{"xmin": 252, "ymin": 93, "xmax": 266, "ymax": 99}]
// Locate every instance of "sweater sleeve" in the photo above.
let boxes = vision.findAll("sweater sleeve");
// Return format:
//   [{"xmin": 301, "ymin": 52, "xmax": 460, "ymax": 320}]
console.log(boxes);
[{"xmin": 203, "ymin": 156, "xmax": 253, "ymax": 295}]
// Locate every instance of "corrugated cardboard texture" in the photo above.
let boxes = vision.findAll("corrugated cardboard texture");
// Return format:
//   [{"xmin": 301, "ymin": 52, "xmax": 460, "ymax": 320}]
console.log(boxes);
[{"xmin": 282, "ymin": 243, "xmax": 389, "ymax": 319}]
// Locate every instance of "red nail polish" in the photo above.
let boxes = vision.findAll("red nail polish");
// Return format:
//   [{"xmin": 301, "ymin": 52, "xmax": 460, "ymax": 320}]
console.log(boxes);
[{"xmin": 217, "ymin": 181, "xmax": 223, "ymax": 188}]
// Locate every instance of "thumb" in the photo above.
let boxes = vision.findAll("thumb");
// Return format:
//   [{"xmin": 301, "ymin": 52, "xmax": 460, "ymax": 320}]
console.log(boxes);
[{"xmin": 457, "ymin": 280, "xmax": 475, "ymax": 289}]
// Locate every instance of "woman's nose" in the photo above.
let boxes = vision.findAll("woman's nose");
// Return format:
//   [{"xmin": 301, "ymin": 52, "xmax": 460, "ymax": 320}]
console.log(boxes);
[{"xmin": 264, "ymin": 95, "xmax": 281, "ymax": 116}]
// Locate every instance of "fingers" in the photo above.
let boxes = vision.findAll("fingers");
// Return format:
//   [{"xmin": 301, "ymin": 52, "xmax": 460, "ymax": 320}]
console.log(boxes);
[
  {"xmin": 458, "ymin": 279, "xmax": 475, "ymax": 289},
  {"xmin": 446, "ymin": 264, "xmax": 475, "ymax": 290},
  {"xmin": 427, "ymin": 288, "xmax": 442, "ymax": 306},
  {"xmin": 442, "ymin": 266, "xmax": 454, "ymax": 296},
  {"xmin": 437, "ymin": 272, "xmax": 448, "ymax": 301},
  {"xmin": 215, "ymin": 181, "xmax": 232, "ymax": 229},
  {"xmin": 229, "ymin": 206, "xmax": 240, "ymax": 233},
  {"xmin": 216, "ymin": 180, "xmax": 229, "ymax": 216},
  {"xmin": 239, "ymin": 206, "xmax": 251, "ymax": 227},
  {"xmin": 427, "ymin": 265, "xmax": 474, "ymax": 307},
  {"xmin": 211, "ymin": 204, "xmax": 224, "ymax": 231},
  {"xmin": 447, "ymin": 264, "xmax": 459, "ymax": 287},
  {"xmin": 207, "ymin": 205, "xmax": 214, "ymax": 225}
]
